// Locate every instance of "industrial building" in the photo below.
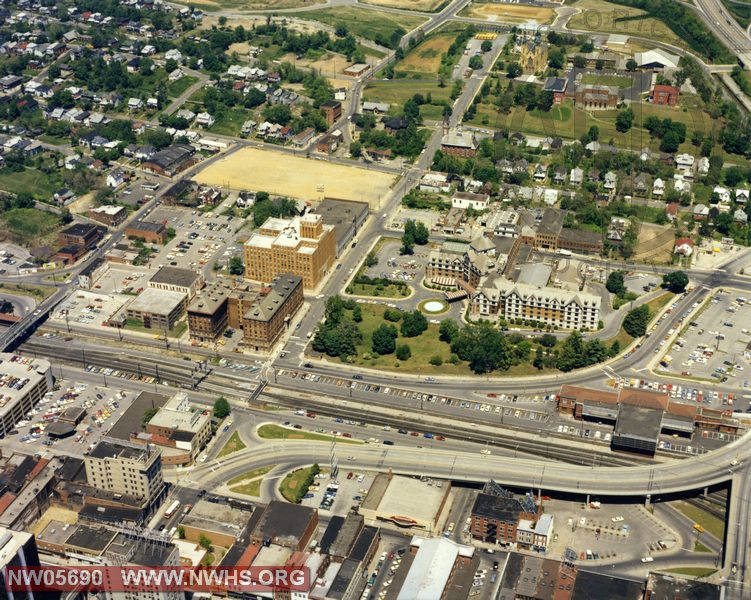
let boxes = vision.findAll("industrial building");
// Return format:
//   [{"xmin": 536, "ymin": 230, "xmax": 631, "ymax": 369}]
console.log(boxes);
[
  {"xmin": 125, "ymin": 288, "xmax": 187, "ymax": 331},
  {"xmin": 312, "ymin": 198, "xmax": 369, "ymax": 255},
  {"xmin": 148, "ymin": 266, "xmax": 204, "ymax": 300}
]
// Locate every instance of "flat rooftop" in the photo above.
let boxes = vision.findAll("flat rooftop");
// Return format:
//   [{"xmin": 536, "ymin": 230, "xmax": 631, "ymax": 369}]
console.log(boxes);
[
  {"xmin": 615, "ymin": 404, "xmax": 663, "ymax": 441},
  {"xmin": 108, "ymin": 391, "xmax": 169, "ymax": 441},
  {"xmin": 0, "ymin": 353, "xmax": 51, "ymax": 419},
  {"xmin": 88, "ymin": 439, "xmax": 154, "ymax": 463},
  {"xmin": 149, "ymin": 266, "xmax": 200, "ymax": 289},
  {"xmin": 127, "ymin": 287, "xmax": 186, "ymax": 316},
  {"xmin": 253, "ymin": 500, "xmax": 316, "ymax": 547},
  {"xmin": 362, "ymin": 474, "xmax": 447, "ymax": 526}
]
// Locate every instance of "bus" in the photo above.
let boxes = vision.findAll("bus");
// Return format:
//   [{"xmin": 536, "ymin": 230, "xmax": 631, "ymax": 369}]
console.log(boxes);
[{"xmin": 164, "ymin": 500, "xmax": 180, "ymax": 518}]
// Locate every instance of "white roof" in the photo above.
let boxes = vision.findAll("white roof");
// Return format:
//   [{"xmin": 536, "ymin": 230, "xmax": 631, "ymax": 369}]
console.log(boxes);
[
  {"xmin": 635, "ymin": 48, "xmax": 679, "ymax": 69},
  {"xmin": 398, "ymin": 538, "xmax": 474, "ymax": 600}
]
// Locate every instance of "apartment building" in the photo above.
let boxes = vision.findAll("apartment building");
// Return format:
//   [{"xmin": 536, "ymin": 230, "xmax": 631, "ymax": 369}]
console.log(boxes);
[
  {"xmin": 84, "ymin": 440, "xmax": 164, "ymax": 505},
  {"xmin": 242, "ymin": 274, "xmax": 303, "ymax": 351},
  {"xmin": 471, "ymin": 278, "xmax": 601, "ymax": 330},
  {"xmin": 243, "ymin": 214, "xmax": 336, "ymax": 289},
  {"xmin": 0, "ymin": 354, "xmax": 52, "ymax": 438},
  {"xmin": 187, "ymin": 282, "xmax": 230, "ymax": 341},
  {"xmin": 143, "ymin": 392, "xmax": 212, "ymax": 464}
]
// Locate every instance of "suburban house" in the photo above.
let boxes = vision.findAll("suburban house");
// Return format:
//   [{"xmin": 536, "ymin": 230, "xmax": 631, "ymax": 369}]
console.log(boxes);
[
  {"xmin": 106, "ymin": 169, "xmax": 126, "ymax": 188},
  {"xmin": 736, "ymin": 189, "xmax": 750, "ymax": 204},
  {"xmin": 195, "ymin": 112, "xmax": 215, "ymax": 128},
  {"xmin": 652, "ymin": 178, "xmax": 665, "ymax": 197},
  {"xmin": 693, "ymin": 204, "xmax": 709, "ymax": 220},
  {"xmin": 570, "ymin": 167, "xmax": 583, "ymax": 186},
  {"xmin": 673, "ymin": 238, "xmax": 694, "ymax": 256},
  {"xmin": 713, "ymin": 186, "xmax": 731, "ymax": 203}
]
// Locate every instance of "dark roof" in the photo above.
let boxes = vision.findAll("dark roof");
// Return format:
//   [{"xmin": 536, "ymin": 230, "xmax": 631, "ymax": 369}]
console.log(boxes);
[
  {"xmin": 60, "ymin": 222, "xmax": 99, "ymax": 237},
  {"xmin": 543, "ymin": 77, "xmax": 568, "ymax": 93},
  {"xmin": 559, "ymin": 228, "xmax": 603, "ymax": 246},
  {"xmin": 321, "ymin": 100, "xmax": 341, "ymax": 109},
  {"xmin": 107, "ymin": 532, "xmax": 175, "ymax": 566},
  {"xmin": 65, "ymin": 524, "xmax": 117, "ymax": 553},
  {"xmin": 319, "ymin": 515, "xmax": 344, "ymax": 555},
  {"xmin": 245, "ymin": 274, "xmax": 302, "ymax": 323},
  {"xmin": 149, "ymin": 266, "xmax": 199, "ymax": 288},
  {"xmin": 80, "ymin": 257, "xmax": 106, "ymax": 278},
  {"xmin": 55, "ymin": 457, "xmax": 85, "ymax": 482},
  {"xmin": 350, "ymin": 525, "xmax": 379, "ymax": 562},
  {"xmin": 88, "ymin": 440, "xmax": 152, "ymax": 462},
  {"xmin": 329, "ymin": 513, "xmax": 364, "ymax": 559},
  {"xmin": 327, "ymin": 558, "xmax": 360, "ymax": 599},
  {"xmin": 219, "ymin": 543, "xmax": 249, "ymax": 567},
  {"xmin": 146, "ymin": 144, "xmax": 194, "ymax": 170},
  {"xmin": 45, "ymin": 421, "xmax": 76, "ymax": 437},
  {"xmin": 127, "ymin": 219, "xmax": 165, "ymax": 233},
  {"xmin": 645, "ymin": 572, "xmax": 720, "ymax": 600},
  {"xmin": 252, "ymin": 500, "xmax": 316, "ymax": 546},
  {"xmin": 573, "ymin": 570, "xmax": 644, "ymax": 600},
  {"xmin": 614, "ymin": 404, "xmax": 663, "ymax": 441},
  {"xmin": 107, "ymin": 391, "xmax": 169, "ymax": 441},
  {"xmin": 472, "ymin": 493, "xmax": 527, "ymax": 523},
  {"xmin": 59, "ymin": 406, "xmax": 86, "ymax": 422},
  {"xmin": 537, "ymin": 208, "xmax": 565, "ymax": 237},
  {"xmin": 78, "ymin": 504, "xmax": 144, "ymax": 525}
]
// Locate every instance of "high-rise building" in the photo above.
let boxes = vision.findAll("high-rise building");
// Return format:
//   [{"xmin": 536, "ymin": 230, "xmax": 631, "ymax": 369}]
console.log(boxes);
[
  {"xmin": 243, "ymin": 214, "xmax": 336, "ymax": 288},
  {"xmin": 0, "ymin": 527, "xmax": 48, "ymax": 600}
]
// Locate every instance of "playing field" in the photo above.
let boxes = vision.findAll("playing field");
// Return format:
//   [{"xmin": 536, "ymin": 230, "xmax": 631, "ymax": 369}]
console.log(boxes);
[
  {"xmin": 567, "ymin": 0, "xmax": 685, "ymax": 49},
  {"xmin": 193, "ymin": 147, "xmax": 395, "ymax": 205},
  {"xmin": 461, "ymin": 3, "xmax": 556, "ymax": 24},
  {"xmin": 361, "ymin": 0, "xmax": 446, "ymax": 11}
]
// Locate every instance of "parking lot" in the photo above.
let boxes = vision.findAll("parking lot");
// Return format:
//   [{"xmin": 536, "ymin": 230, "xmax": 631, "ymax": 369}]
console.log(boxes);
[
  {"xmin": 52, "ymin": 286, "xmax": 133, "ymax": 328},
  {"xmin": 0, "ymin": 242, "xmax": 32, "ymax": 275},
  {"xmin": 663, "ymin": 290, "xmax": 751, "ymax": 394},
  {"xmin": 6, "ymin": 369, "xmax": 138, "ymax": 456},
  {"xmin": 117, "ymin": 176, "xmax": 164, "ymax": 207},
  {"xmin": 360, "ymin": 239, "xmax": 425, "ymax": 286},
  {"xmin": 146, "ymin": 203, "xmax": 246, "ymax": 276},
  {"xmin": 298, "ymin": 468, "xmax": 376, "ymax": 515}
]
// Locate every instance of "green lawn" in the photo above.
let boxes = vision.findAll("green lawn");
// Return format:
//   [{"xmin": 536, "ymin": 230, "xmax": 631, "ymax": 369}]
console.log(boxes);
[
  {"xmin": 228, "ymin": 465, "xmax": 274, "ymax": 496},
  {"xmin": 123, "ymin": 318, "xmax": 188, "ymax": 339},
  {"xmin": 0, "ymin": 168, "xmax": 64, "ymax": 200},
  {"xmin": 662, "ymin": 567, "xmax": 717, "ymax": 577},
  {"xmin": 218, "ymin": 431, "xmax": 247, "ymax": 458},
  {"xmin": 0, "ymin": 208, "xmax": 60, "ymax": 242},
  {"xmin": 208, "ymin": 108, "xmax": 255, "ymax": 136},
  {"xmin": 279, "ymin": 465, "xmax": 318, "ymax": 503},
  {"xmin": 694, "ymin": 540, "xmax": 712, "ymax": 553},
  {"xmin": 364, "ymin": 79, "xmax": 453, "ymax": 115},
  {"xmin": 348, "ymin": 282, "xmax": 411, "ymax": 298},
  {"xmin": 167, "ymin": 75, "xmax": 199, "ymax": 98},
  {"xmin": 580, "ymin": 74, "xmax": 634, "ymax": 87},
  {"xmin": 0, "ymin": 282, "xmax": 56, "ymax": 300},
  {"xmin": 672, "ymin": 500, "xmax": 726, "ymax": 540},
  {"xmin": 468, "ymin": 98, "xmax": 714, "ymax": 153},
  {"xmin": 257, "ymin": 424, "xmax": 362, "ymax": 444},
  {"xmin": 298, "ymin": 7, "xmax": 427, "ymax": 46}
]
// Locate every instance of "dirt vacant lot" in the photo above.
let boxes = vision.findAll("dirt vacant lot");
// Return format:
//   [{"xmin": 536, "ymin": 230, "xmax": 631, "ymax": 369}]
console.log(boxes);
[
  {"xmin": 193, "ymin": 147, "xmax": 395, "ymax": 205},
  {"xmin": 361, "ymin": 0, "xmax": 446, "ymax": 11},
  {"xmin": 461, "ymin": 3, "xmax": 556, "ymax": 24},
  {"xmin": 178, "ymin": 0, "xmax": 324, "ymax": 9},
  {"xmin": 397, "ymin": 34, "xmax": 454, "ymax": 75}
]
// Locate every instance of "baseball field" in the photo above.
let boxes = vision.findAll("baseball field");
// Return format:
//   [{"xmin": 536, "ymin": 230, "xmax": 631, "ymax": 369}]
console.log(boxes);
[
  {"xmin": 460, "ymin": 3, "xmax": 556, "ymax": 24},
  {"xmin": 193, "ymin": 147, "xmax": 396, "ymax": 205}
]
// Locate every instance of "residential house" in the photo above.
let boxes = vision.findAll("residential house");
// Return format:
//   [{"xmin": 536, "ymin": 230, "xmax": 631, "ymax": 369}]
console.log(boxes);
[
  {"xmin": 604, "ymin": 171, "xmax": 617, "ymax": 191},
  {"xmin": 714, "ymin": 186, "xmax": 731, "ymax": 203},
  {"xmin": 569, "ymin": 167, "xmax": 583, "ymax": 186},
  {"xmin": 106, "ymin": 169, "xmax": 126, "ymax": 188},
  {"xmin": 652, "ymin": 178, "xmax": 665, "ymax": 197},
  {"xmin": 553, "ymin": 166, "xmax": 567, "ymax": 185},
  {"xmin": 736, "ymin": 189, "xmax": 749, "ymax": 204},
  {"xmin": 241, "ymin": 120, "xmax": 257, "ymax": 136},
  {"xmin": 697, "ymin": 156, "xmax": 710, "ymax": 176},
  {"xmin": 693, "ymin": 204, "xmax": 709, "ymax": 220},
  {"xmin": 127, "ymin": 97, "xmax": 143, "ymax": 110},
  {"xmin": 673, "ymin": 174, "xmax": 690, "ymax": 195},
  {"xmin": 633, "ymin": 173, "xmax": 650, "ymax": 195},
  {"xmin": 665, "ymin": 202, "xmax": 679, "ymax": 222},
  {"xmin": 533, "ymin": 164, "xmax": 546, "ymax": 181},
  {"xmin": 195, "ymin": 112, "xmax": 214, "ymax": 128},
  {"xmin": 675, "ymin": 153, "xmax": 694, "ymax": 176},
  {"xmin": 734, "ymin": 209, "xmax": 748, "ymax": 224},
  {"xmin": 673, "ymin": 238, "xmax": 694, "ymax": 256},
  {"xmin": 607, "ymin": 218, "xmax": 627, "ymax": 244}
]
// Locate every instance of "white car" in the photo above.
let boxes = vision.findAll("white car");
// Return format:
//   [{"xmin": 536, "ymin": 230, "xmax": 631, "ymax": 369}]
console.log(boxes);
[
  {"xmin": 200, "ymin": 454, "xmax": 207, "ymax": 462},
  {"xmin": 641, "ymin": 556, "xmax": 654, "ymax": 563}
]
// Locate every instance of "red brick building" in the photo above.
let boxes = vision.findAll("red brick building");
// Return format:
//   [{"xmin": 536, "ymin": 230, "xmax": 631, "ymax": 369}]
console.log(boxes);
[
  {"xmin": 321, "ymin": 100, "xmax": 342, "ymax": 126},
  {"xmin": 650, "ymin": 84, "xmax": 679, "ymax": 106}
]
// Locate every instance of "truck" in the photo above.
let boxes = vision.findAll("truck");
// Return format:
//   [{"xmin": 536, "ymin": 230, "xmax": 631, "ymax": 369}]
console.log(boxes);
[{"xmin": 164, "ymin": 500, "xmax": 180, "ymax": 518}]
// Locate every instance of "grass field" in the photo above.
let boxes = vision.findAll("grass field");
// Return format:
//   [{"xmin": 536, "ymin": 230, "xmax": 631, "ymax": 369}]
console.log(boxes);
[
  {"xmin": 662, "ymin": 567, "xmax": 717, "ymax": 577},
  {"xmin": 0, "ymin": 282, "xmax": 56, "ymax": 300},
  {"xmin": 193, "ymin": 147, "xmax": 395, "ymax": 206},
  {"xmin": 364, "ymin": 79, "xmax": 453, "ymax": 119},
  {"xmin": 348, "ymin": 281, "xmax": 411, "ymax": 298},
  {"xmin": 568, "ymin": 0, "xmax": 685, "ymax": 49},
  {"xmin": 227, "ymin": 465, "xmax": 273, "ymax": 497},
  {"xmin": 361, "ymin": 0, "xmax": 446, "ymax": 11},
  {"xmin": 0, "ymin": 208, "xmax": 60, "ymax": 243},
  {"xmin": 672, "ymin": 501, "xmax": 726, "ymax": 540},
  {"xmin": 580, "ymin": 73, "xmax": 634, "ymax": 87},
  {"xmin": 0, "ymin": 168, "xmax": 64, "ymax": 200},
  {"xmin": 217, "ymin": 431, "xmax": 247, "ymax": 457},
  {"xmin": 257, "ymin": 424, "xmax": 362, "ymax": 443},
  {"xmin": 207, "ymin": 108, "xmax": 254, "ymax": 136},
  {"xmin": 396, "ymin": 33, "xmax": 454, "ymax": 77},
  {"xmin": 468, "ymin": 98, "xmax": 713, "ymax": 153},
  {"xmin": 460, "ymin": 2, "xmax": 556, "ymax": 24},
  {"xmin": 167, "ymin": 76, "xmax": 199, "ymax": 98},
  {"xmin": 279, "ymin": 466, "xmax": 317, "ymax": 502},
  {"xmin": 298, "ymin": 7, "xmax": 427, "ymax": 46}
]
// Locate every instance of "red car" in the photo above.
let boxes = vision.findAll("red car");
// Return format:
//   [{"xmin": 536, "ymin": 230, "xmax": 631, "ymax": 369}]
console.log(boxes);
[
  {"xmin": 410, "ymin": 431, "xmax": 419, "ymax": 437},
  {"xmin": 436, "ymin": 435, "xmax": 446, "ymax": 441},
  {"xmin": 347, "ymin": 472, "xmax": 353, "ymax": 480}
]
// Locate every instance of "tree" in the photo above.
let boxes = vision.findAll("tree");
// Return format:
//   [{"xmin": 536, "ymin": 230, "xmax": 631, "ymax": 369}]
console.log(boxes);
[
  {"xmin": 451, "ymin": 323, "xmax": 513, "ymax": 374},
  {"xmin": 615, "ymin": 108, "xmax": 634, "ymax": 133},
  {"xmin": 372, "ymin": 324, "xmax": 398, "ymax": 355},
  {"xmin": 198, "ymin": 534, "xmax": 213, "ymax": 552},
  {"xmin": 335, "ymin": 22, "xmax": 348, "ymax": 37},
  {"xmin": 533, "ymin": 346, "xmax": 544, "ymax": 370},
  {"xmin": 439, "ymin": 319, "xmax": 459, "ymax": 343},
  {"xmin": 396, "ymin": 344, "xmax": 411, "ymax": 360},
  {"xmin": 538, "ymin": 333, "xmax": 557, "ymax": 348},
  {"xmin": 548, "ymin": 48, "xmax": 565, "ymax": 70},
  {"xmin": 177, "ymin": 526, "xmax": 185, "ymax": 539},
  {"xmin": 506, "ymin": 62, "xmax": 522, "ymax": 78},
  {"xmin": 142, "ymin": 408, "xmax": 158, "ymax": 427},
  {"xmin": 573, "ymin": 55, "xmax": 586, "ymax": 68},
  {"xmin": 660, "ymin": 129, "xmax": 680, "ymax": 153},
  {"xmin": 213, "ymin": 397, "xmax": 231, "ymax": 419},
  {"xmin": 469, "ymin": 55, "xmax": 484, "ymax": 70},
  {"xmin": 606, "ymin": 270, "xmax": 626, "ymax": 296},
  {"xmin": 229, "ymin": 256, "xmax": 244, "ymax": 275},
  {"xmin": 663, "ymin": 271, "xmax": 689, "ymax": 293},
  {"xmin": 365, "ymin": 250, "xmax": 378, "ymax": 267},
  {"xmin": 400, "ymin": 310, "xmax": 428, "ymax": 338},
  {"xmin": 538, "ymin": 90, "xmax": 554, "ymax": 112},
  {"xmin": 481, "ymin": 40, "xmax": 492, "ymax": 52},
  {"xmin": 623, "ymin": 304, "xmax": 651, "ymax": 337},
  {"xmin": 625, "ymin": 58, "xmax": 638, "ymax": 71},
  {"xmin": 430, "ymin": 355, "xmax": 443, "ymax": 366},
  {"xmin": 352, "ymin": 304, "xmax": 362, "ymax": 323},
  {"xmin": 384, "ymin": 308, "xmax": 403, "ymax": 322}
]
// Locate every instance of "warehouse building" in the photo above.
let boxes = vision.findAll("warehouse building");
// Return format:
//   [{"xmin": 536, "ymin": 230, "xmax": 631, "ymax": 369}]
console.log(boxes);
[{"xmin": 148, "ymin": 266, "xmax": 204, "ymax": 300}]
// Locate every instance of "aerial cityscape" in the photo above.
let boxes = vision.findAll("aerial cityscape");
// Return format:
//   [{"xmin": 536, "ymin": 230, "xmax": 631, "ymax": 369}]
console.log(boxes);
[{"xmin": 0, "ymin": 0, "xmax": 751, "ymax": 598}]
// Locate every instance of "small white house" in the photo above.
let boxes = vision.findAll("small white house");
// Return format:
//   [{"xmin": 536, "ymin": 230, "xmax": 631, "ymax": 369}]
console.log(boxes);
[
  {"xmin": 452, "ymin": 192, "xmax": 489, "ymax": 211},
  {"xmin": 652, "ymin": 178, "xmax": 665, "ymax": 197},
  {"xmin": 736, "ymin": 189, "xmax": 749, "ymax": 204},
  {"xmin": 195, "ymin": 112, "xmax": 215, "ymax": 128},
  {"xmin": 570, "ymin": 167, "xmax": 583, "ymax": 186},
  {"xmin": 713, "ymin": 186, "xmax": 731, "ymax": 203},
  {"xmin": 127, "ymin": 97, "xmax": 143, "ymax": 110},
  {"xmin": 697, "ymin": 157, "xmax": 710, "ymax": 176},
  {"xmin": 106, "ymin": 169, "xmax": 126, "ymax": 188},
  {"xmin": 604, "ymin": 171, "xmax": 617, "ymax": 190}
]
